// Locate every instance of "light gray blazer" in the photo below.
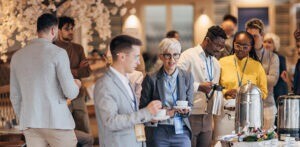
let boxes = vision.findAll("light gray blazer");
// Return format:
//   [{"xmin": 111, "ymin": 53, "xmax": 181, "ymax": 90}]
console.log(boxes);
[
  {"xmin": 10, "ymin": 38, "xmax": 79, "ymax": 130},
  {"xmin": 94, "ymin": 68, "xmax": 153, "ymax": 147}
]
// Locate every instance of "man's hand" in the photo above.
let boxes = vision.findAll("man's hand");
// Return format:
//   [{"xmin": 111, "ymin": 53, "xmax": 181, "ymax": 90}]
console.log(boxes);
[
  {"xmin": 79, "ymin": 59, "xmax": 89, "ymax": 68},
  {"xmin": 225, "ymin": 89, "xmax": 237, "ymax": 99},
  {"xmin": 67, "ymin": 99, "xmax": 72, "ymax": 105},
  {"xmin": 281, "ymin": 71, "xmax": 290, "ymax": 83},
  {"xmin": 166, "ymin": 109, "xmax": 176, "ymax": 117},
  {"xmin": 176, "ymin": 108, "xmax": 190, "ymax": 115},
  {"xmin": 74, "ymin": 79, "xmax": 81, "ymax": 88},
  {"xmin": 146, "ymin": 100, "xmax": 162, "ymax": 115},
  {"xmin": 198, "ymin": 82, "xmax": 213, "ymax": 94}
]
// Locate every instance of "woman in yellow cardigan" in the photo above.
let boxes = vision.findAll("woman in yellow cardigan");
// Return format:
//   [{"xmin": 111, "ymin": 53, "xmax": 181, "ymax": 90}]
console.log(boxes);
[{"xmin": 213, "ymin": 31, "xmax": 268, "ymax": 139}]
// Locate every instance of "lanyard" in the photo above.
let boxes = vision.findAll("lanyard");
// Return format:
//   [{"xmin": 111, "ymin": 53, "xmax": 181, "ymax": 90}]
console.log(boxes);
[
  {"xmin": 128, "ymin": 83, "xmax": 137, "ymax": 111},
  {"xmin": 166, "ymin": 77, "xmax": 181, "ymax": 119},
  {"xmin": 234, "ymin": 56, "xmax": 249, "ymax": 86},
  {"xmin": 132, "ymin": 97, "xmax": 137, "ymax": 111},
  {"xmin": 205, "ymin": 56, "xmax": 213, "ymax": 82},
  {"xmin": 259, "ymin": 49, "xmax": 265, "ymax": 63}
]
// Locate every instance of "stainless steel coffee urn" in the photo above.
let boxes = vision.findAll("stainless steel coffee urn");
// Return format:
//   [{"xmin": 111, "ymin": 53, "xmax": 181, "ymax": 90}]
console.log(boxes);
[
  {"xmin": 277, "ymin": 94, "xmax": 300, "ymax": 141},
  {"xmin": 235, "ymin": 81, "xmax": 263, "ymax": 133}
]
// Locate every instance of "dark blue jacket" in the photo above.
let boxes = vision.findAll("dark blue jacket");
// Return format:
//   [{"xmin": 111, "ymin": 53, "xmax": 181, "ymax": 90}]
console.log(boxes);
[{"xmin": 294, "ymin": 59, "xmax": 300, "ymax": 95}]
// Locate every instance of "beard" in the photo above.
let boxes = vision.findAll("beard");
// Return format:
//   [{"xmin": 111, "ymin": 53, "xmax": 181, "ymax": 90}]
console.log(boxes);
[{"xmin": 61, "ymin": 36, "xmax": 73, "ymax": 42}]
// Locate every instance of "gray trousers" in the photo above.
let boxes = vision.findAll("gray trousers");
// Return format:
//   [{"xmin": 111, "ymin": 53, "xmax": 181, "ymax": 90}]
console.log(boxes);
[
  {"xmin": 189, "ymin": 114, "xmax": 213, "ymax": 147},
  {"xmin": 153, "ymin": 125, "xmax": 191, "ymax": 147}
]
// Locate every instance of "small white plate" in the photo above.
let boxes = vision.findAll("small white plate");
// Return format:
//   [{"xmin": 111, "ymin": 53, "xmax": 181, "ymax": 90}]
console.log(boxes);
[
  {"xmin": 173, "ymin": 106, "xmax": 191, "ymax": 110},
  {"xmin": 153, "ymin": 115, "xmax": 170, "ymax": 121}
]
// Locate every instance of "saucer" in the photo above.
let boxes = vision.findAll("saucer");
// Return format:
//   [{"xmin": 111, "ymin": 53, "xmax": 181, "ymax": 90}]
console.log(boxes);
[
  {"xmin": 153, "ymin": 115, "xmax": 170, "ymax": 121},
  {"xmin": 173, "ymin": 106, "xmax": 191, "ymax": 110}
]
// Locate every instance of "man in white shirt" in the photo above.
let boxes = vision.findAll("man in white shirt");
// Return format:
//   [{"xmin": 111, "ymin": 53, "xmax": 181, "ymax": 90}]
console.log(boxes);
[
  {"xmin": 94, "ymin": 35, "xmax": 162, "ymax": 147},
  {"xmin": 178, "ymin": 26, "xmax": 227, "ymax": 147}
]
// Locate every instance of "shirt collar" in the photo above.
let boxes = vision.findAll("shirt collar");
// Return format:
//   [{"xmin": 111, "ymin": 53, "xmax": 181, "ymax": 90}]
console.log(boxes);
[
  {"xmin": 163, "ymin": 68, "xmax": 179, "ymax": 80},
  {"xmin": 55, "ymin": 40, "xmax": 71, "ymax": 45},
  {"xmin": 109, "ymin": 66, "xmax": 129, "ymax": 84},
  {"xmin": 197, "ymin": 44, "xmax": 212, "ymax": 59},
  {"xmin": 234, "ymin": 54, "xmax": 249, "ymax": 63},
  {"xmin": 255, "ymin": 47, "xmax": 265, "ymax": 57}
]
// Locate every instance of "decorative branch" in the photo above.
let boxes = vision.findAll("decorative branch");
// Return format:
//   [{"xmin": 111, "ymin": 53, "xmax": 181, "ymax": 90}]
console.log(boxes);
[{"xmin": 0, "ymin": 0, "xmax": 135, "ymax": 62}]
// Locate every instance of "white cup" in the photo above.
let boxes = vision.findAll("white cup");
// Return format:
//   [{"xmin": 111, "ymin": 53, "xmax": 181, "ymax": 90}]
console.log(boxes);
[
  {"xmin": 155, "ymin": 109, "xmax": 166, "ymax": 118},
  {"xmin": 176, "ymin": 100, "xmax": 188, "ymax": 107}
]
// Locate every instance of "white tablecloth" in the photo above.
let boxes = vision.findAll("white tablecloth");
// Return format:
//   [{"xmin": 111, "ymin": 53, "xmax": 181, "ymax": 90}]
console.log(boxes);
[{"xmin": 215, "ymin": 139, "xmax": 300, "ymax": 147}]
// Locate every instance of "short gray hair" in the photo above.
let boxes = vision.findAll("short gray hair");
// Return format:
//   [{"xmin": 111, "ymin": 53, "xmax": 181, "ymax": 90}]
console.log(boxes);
[
  {"xmin": 264, "ymin": 33, "xmax": 280, "ymax": 51},
  {"xmin": 158, "ymin": 38, "xmax": 181, "ymax": 54}
]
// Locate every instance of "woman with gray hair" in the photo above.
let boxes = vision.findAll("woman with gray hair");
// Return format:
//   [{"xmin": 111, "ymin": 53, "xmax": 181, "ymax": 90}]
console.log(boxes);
[
  {"xmin": 264, "ymin": 33, "xmax": 281, "ymax": 52},
  {"xmin": 140, "ymin": 38, "xmax": 194, "ymax": 147},
  {"xmin": 263, "ymin": 33, "xmax": 288, "ymax": 104}
]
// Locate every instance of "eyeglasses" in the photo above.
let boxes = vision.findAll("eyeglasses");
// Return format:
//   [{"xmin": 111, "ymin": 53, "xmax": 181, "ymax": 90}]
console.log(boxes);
[
  {"xmin": 161, "ymin": 53, "xmax": 180, "ymax": 60},
  {"xmin": 117, "ymin": 51, "xmax": 140, "ymax": 61},
  {"xmin": 212, "ymin": 41, "xmax": 225, "ymax": 49},
  {"xmin": 234, "ymin": 43, "xmax": 251, "ymax": 51},
  {"xmin": 208, "ymin": 37, "xmax": 225, "ymax": 49}
]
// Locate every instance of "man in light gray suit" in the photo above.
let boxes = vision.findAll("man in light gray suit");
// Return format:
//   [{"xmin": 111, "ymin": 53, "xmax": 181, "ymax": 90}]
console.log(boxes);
[
  {"xmin": 10, "ymin": 13, "xmax": 81, "ymax": 147},
  {"xmin": 94, "ymin": 35, "xmax": 162, "ymax": 147}
]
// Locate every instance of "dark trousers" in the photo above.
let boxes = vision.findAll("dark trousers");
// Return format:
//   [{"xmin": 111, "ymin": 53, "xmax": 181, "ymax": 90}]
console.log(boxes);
[
  {"xmin": 69, "ymin": 88, "xmax": 91, "ymax": 133},
  {"xmin": 153, "ymin": 125, "xmax": 191, "ymax": 147},
  {"xmin": 75, "ymin": 130, "xmax": 94, "ymax": 147},
  {"xmin": 189, "ymin": 114, "xmax": 213, "ymax": 147}
]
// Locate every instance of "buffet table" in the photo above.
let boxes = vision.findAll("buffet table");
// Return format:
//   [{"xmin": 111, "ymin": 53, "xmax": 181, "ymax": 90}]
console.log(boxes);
[
  {"xmin": 215, "ymin": 139, "xmax": 300, "ymax": 147},
  {"xmin": 0, "ymin": 129, "xmax": 25, "ymax": 146}
]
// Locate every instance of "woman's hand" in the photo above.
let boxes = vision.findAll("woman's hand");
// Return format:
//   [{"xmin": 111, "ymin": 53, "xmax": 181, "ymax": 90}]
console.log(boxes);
[{"xmin": 225, "ymin": 89, "xmax": 238, "ymax": 99}]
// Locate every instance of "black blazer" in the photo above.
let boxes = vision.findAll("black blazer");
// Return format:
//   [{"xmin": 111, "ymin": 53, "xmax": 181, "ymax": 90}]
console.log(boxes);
[
  {"xmin": 274, "ymin": 54, "xmax": 288, "ymax": 103},
  {"xmin": 294, "ymin": 59, "xmax": 300, "ymax": 95},
  {"xmin": 139, "ymin": 67, "xmax": 194, "ymax": 132}
]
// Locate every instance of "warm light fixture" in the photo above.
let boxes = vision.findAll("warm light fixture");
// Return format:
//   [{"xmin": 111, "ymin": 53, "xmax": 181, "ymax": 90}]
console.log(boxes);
[
  {"xmin": 124, "ymin": 14, "xmax": 140, "ymax": 28},
  {"xmin": 195, "ymin": 13, "xmax": 213, "ymax": 44}
]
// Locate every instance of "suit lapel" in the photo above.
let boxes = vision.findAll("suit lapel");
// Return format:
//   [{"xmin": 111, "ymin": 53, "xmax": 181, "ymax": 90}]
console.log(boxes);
[
  {"xmin": 107, "ymin": 69, "xmax": 135, "ymax": 111},
  {"xmin": 156, "ymin": 68, "xmax": 166, "ymax": 105}
]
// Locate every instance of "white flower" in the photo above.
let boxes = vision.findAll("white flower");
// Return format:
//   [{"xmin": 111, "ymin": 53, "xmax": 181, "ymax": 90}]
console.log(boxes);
[
  {"xmin": 120, "ymin": 7, "xmax": 127, "ymax": 16},
  {"xmin": 99, "ymin": 43, "xmax": 106, "ymax": 49},
  {"xmin": 129, "ymin": 8, "xmax": 136, "ymax": 14},
  {"xmin": 0, "ymin": 55, "xmax": 8, "ymax": 63},
  {"xmin": 0, "ymin": 0, "xmax": 136, "ymax": 54},
  {"xmin": 110, "ymin": 7, "xmax": 118, "ymax": 15}
]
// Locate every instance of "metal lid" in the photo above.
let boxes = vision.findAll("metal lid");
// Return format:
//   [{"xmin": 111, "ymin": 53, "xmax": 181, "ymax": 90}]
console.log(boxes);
[
  {"xmin": 278, "ymin": 94, "xmax": 300, "ymax": 99},
  {"xmin": 239, "ymin": 80, "xmax": 261, "ymax": 95}
]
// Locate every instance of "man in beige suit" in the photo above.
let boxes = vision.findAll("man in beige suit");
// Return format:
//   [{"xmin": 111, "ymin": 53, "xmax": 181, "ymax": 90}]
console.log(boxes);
[{"xmin": 10, "ymin": 13, "xmax": 80, "ymax": 147}]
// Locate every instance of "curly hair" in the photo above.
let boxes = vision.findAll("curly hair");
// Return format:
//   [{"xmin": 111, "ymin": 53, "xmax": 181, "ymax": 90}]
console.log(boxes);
[{"xmin": 245, "ymin": 18, "xmax": 265, "ymax": 35}]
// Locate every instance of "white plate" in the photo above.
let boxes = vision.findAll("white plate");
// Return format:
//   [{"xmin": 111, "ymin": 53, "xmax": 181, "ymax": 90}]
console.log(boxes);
[
  {"xmin": 173, "ymin": 106, "xmax": 191, "ymax": 110},
  {"xmin": 153, "ymin": 115, "xmax": 170, "ymax": 121}
]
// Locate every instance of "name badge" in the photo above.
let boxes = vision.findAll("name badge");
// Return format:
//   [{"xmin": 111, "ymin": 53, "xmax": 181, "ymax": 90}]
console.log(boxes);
[{"xmin": 134, "ymin": 124, "xmax": 146, "ymax": 142}]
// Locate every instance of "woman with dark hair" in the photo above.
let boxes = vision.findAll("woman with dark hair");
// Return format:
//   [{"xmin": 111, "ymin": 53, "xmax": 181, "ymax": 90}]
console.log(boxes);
[{"xmin": 213, "ymin": 31, "xmax": 268, "ymax": 139}]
